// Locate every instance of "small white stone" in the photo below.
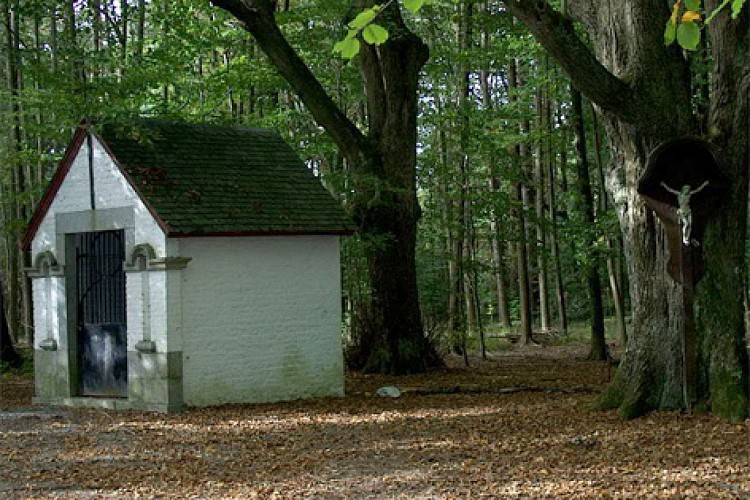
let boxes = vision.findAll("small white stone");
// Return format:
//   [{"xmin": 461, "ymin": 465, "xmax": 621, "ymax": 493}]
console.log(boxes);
[{"xmin": 375, "ymin": 386, "xmax": 401, "ymax": 398}]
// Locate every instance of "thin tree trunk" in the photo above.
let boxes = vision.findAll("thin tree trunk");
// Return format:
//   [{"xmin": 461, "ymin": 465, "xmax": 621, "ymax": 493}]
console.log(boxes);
[
  {"xmin": 4, "ymin": 0, "xmax": 22, "ymax": 344},
  {"xmin": 448, "ymin": 185, "xmax": 465, "ymax": 342},
  {"xmin": 32, "ymin": 11, "xmax": 43, "ymax": 193},
  {"xmin": 92, "ymin": 0, "xmax": 101, "ymax": 59},
  {"xmin": 120, "ymin": 0, "xmax": 129, "ymax": 74},
  {"xmin": 509, "ymin": 59, "xmax": 533, "ymax": 343},
  {"xmin": 479, "ymin": 6, "xmax": 511, "ymax": 329},
  {"xmin": 571, "ymin": 88, "xmax": 607, "ymax": 360},
  {"xmin": 489, "ymin": 216, "xmax": 511, "ymax": 328},
  {"xmin": 11, "ymin": 0, "xmax": 31, "ymax": 346},
  {"xmin": 534, "ymin": 89, "xmax": 550, "ymax": 331},
  {"xmin": 469, "ymin": 226, "xmax": 487, "ymax": 359},
  {"xmin": 546, "ymin": 129, "xmax": 567, "ymax": 334},
  {"xmin": 50, "ymin": 5, "xmax": 59, "ymax": 73},
  {"xmin": 436, "ymin": 84, "xmax": 462, "ymax": 336},
  {"xmin": 453, "ymin": 161, "xmax": 468, "ymax": 364},
  {"xmin": 517, "ymin": 180, "xmax": 534, "ymax": 344},
  {"xmin": 590, "ymin": 103, "xmax": 628, "ymax": 345},
  {"xmin": 454, "ymin": 0, "xmax": 474, "ymax": 358},
  {"xmin": 0, "ymin": 275, "xmax": 21, "ymax": 368},
  {"xmin": 135, "ymin": 0, "xmax": 146, "ymax": 62},
  {"xmin": 463, "ymin": 192, "xmax": 478, "ymax": 334},
  {"xmin": 65, "ymin": 0, "xmax": 83, "ymax": 82}
]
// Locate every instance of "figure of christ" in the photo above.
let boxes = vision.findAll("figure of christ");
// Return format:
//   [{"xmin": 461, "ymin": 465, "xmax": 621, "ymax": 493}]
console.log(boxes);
[{"xmin": 660, "ymin": 180, "xmax": 709, "ymax": 246}]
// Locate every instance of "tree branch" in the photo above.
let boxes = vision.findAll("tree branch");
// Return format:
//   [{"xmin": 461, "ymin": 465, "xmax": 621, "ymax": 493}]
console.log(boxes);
[
  {"xmin": 505, "ymin": 0, "xmax": 636, "ymax": 122},
  {"xmin": 360, "ymin": 43, "xmax": 387, "ymax": 139},
  {"xmin": 209, "ymin": 0, "xmax": 367, "ymax": 163},
  {"xmin": 565, "ymin": 0, "xmax": 597, "ymax": 33}
]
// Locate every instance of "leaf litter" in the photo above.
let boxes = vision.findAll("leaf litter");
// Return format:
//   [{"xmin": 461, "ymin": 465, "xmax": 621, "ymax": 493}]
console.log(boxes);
[{"xmin": 1, "ymin": 344, "xmax": 748, "ymax": 498}]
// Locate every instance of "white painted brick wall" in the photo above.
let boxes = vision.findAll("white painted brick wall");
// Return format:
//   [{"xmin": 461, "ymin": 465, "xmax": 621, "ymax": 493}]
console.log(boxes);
[{"xmin": 179, "ymin": 235, "xmax": 344, "ymax": 406}]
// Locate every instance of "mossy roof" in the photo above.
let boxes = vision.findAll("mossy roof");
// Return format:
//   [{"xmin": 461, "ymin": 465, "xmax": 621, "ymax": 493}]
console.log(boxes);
[{"xmin": 96, "ymin": 120, "xmax": 354, "ymax": 237}]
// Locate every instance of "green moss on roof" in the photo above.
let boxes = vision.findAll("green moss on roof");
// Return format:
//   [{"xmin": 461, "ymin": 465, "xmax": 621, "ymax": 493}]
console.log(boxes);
[{"xmin": 98, "ymin": 120, "xmax": 354, "ymax": 236}]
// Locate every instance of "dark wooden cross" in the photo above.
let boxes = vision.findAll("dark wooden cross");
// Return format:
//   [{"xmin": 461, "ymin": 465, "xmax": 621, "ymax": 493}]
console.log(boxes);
[{"xmin": 637, "ymin": 138, "xmax": 729, "ymax": 411}]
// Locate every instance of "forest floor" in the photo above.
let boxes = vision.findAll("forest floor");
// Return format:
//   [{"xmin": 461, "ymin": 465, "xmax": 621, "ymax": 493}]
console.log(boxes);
[{"xmin": 1, "ymin": 342, "xmax": 749, "ymax": 499}]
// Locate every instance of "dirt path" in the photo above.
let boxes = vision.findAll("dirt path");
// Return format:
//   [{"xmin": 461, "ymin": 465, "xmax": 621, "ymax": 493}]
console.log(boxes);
[{"xmin": 1, "ymin": 345, "xmax": 748, "ymax": 498}]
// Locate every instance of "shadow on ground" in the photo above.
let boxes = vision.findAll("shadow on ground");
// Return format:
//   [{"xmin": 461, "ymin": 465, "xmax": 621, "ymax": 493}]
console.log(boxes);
[{"xmin": 1, "ymin": 344, "xmax": 748, "ymax": 498}]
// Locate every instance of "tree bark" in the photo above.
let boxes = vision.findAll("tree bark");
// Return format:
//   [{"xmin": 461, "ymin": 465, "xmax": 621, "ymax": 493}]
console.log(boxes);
[
  {"xmin": 546, "ymin": 105, "xmax": 567, "ymax": 334},
  {"xmin": 534, "ymin": 89, "xmax": 551, "ymax": 331},
  {"xmin": 693, "ymin": 2, "xmax": 749, "ymax": 420},
  {"xmin": 591, "ymin": 103, "xmax": 628, "ymax": 345},
  {"xmin": 463, "ymin": 203, "xmax": 478, "ymax": 334},
  {"xmin": 508, "ymin": 59, "xmax": 533, "ymax": 343},
  {"xmin": 571, "ymin": 88, "xmax": 607, "ymax": 361},
  {"xmin": 0, "ymin": 275, "xmax": 20, "ymax": 368},
  {"xmin": 135, "ymin": 0, "xmax": 146, "ymax": 62},
  {"xmin": 480, "ymin": 2, "xmax": 512, "ymax": 329},
  {"xmin": 3, "ymin": 0, "xmax": 23, "ymax": 344},
  {"xmin": 507, "ymin": 0, "xmax": 748, "ymax": 419},
  {"xmin": 489, "ymin": 204, "xmax": 512, "ymax": 328},
  {"xmin": 211, "ymin": 0, "xmax": 442, "ymax": 374}
]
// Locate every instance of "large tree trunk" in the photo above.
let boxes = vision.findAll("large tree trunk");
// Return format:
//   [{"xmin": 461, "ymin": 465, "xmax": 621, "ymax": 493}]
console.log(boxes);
[
  {"xmin": 212, "ymin": 0, "xmax": 442, "ymax": 374},
  {"xmin": 509, "ymin": 0, "xmax": 748, "ymax": 419},
  {"xmin": 336, "ymin": 2, "xmax": 443, "ymax": 373},
  {"xmin": 693, "ymin": 3, "xmax": 749, "ymax": 419}
]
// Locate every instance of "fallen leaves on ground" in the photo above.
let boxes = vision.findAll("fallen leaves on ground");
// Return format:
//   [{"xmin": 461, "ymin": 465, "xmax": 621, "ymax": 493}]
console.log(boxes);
[{"xmin": 1, "ymin": 344, "xmax": 748, "ymax": 498}]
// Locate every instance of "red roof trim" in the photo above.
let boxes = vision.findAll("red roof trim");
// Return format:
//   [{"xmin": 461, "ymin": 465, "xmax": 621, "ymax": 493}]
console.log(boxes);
[
  {"xmin": 23, "ymin": 125, "xmax": 354, "ymax": 250},
  {"xmin": 92, "ymin": 131, "xmax": 173, "ymax": 236},
  {"xmin": 168, "ymin": 229, "xmax": 355, "ymax": 238},
  {"xmin": 22, "ymin": 126, "xmax": 173, "ymax": 251},
  {"xmin": 22, "ymin": 128, "xmax": 88, "ymax": 251}
]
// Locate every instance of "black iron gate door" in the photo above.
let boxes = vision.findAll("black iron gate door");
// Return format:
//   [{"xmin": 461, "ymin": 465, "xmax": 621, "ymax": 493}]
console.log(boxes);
[{"xmin": 75, "ymin": 230, "xmax": 128, "ymax": 397}]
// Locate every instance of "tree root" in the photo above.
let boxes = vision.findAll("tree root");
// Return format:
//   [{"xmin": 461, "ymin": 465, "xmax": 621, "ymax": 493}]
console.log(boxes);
[{"xmin": 400, "ymin": 385, "xmax": 598, "ymax": 396}]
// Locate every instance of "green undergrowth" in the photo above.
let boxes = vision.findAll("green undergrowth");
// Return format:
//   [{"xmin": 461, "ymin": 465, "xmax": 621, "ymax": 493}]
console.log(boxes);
[
  {"xmin": 1, "ymin": 348, "xmax": 33, "ymax": 378},
  {"xmin": 451, "ymin": 316, "xmax": 628, "ymax": 357}
]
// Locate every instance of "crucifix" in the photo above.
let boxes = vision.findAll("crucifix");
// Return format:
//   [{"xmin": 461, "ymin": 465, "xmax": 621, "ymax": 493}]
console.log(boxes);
[
  {"xmin": 660, "ymin": 180, "xmax": 709, "ymax": 246},
  {"xmin": 638, "ymin": 138, "xmax": 729, "ymax": 412}
]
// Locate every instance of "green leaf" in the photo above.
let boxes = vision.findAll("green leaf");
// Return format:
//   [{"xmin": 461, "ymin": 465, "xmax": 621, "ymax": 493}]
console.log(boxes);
[
  {"xmin": 349, "ymin": 8, "xmax": 377, "ymax": 29},
  {"xmin": 676, "ymin": 20, "xmax": 701, "ymax": 50},
  {"xmin": 681, "ymin": 10, "xmax": 702, "ymax": 22},
  {"xmin": 333, "ymin": 36, "xmax": 361, "ymax": 59},
  {"xmin": 731, "ymin": 0, "xmax": 746, "ymax": 17},
  {"xmin": 685, "ymin": 0, "xmax": 701, "ymax": 11},
  {"xmin": 664, "ymin": 18, "xmax": 677, "ymax": 45},
  {"xmin": 403, "ymin": 0, "xmax": 426, "ymax": 14},
  {"xmin": 362, "ymin": 24, "xmax": 389, "ymax": 45}
]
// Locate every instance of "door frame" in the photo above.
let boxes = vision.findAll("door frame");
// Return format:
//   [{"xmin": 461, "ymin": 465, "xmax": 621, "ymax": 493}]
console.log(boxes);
[
  {"xmin": 72, "ymin": 229, "xmax": 128, "ymax": 397},
  {"xmin": 59, "ymin": 207, "xmax": 136, "ymax": 399}
]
